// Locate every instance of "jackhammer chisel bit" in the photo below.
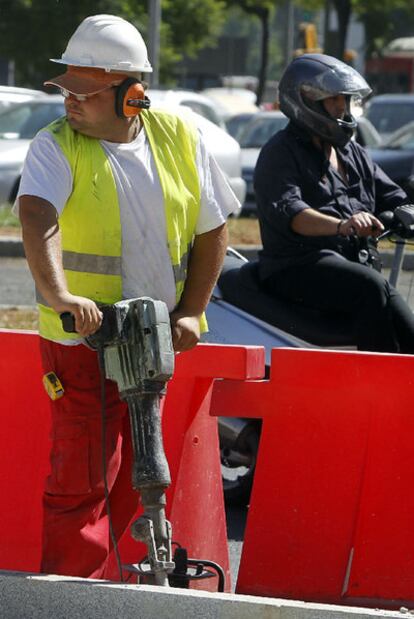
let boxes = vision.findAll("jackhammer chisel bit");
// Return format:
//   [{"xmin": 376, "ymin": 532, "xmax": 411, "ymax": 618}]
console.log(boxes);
[{"xmin": 101, "ymin": 298, "xmax": 175, "ymax": 586}]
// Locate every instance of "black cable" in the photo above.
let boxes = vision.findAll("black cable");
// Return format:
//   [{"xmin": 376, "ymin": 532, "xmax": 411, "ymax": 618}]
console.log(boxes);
[
  {"xmin": 187, "ymin": 558, "xmax": 226, "ymax": 592},
  {"xmin": 98, "ymin": 346, "xmax": 124, "ymax": 583}
]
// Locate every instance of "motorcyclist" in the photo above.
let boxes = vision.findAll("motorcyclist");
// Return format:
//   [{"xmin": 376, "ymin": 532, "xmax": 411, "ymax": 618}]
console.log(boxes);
[{"xmin": 254, "ymin": 53, "xmax": 414, "ymax": 353}]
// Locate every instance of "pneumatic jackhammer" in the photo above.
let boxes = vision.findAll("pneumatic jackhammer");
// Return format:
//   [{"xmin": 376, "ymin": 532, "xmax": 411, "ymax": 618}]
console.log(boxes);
[{"xmin": 61, "ymin": 297, "xmax": 225, "ymax": 590}]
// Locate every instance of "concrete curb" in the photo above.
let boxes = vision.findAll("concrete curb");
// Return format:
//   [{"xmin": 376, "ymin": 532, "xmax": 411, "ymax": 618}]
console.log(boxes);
[
  {"xmin": 0, "ymin": 236, "xmax": 25, "ymax": 258},
  {"xmin": 1, "ymin": 236, "xmax": 414, "ymax": 270},
  {"xmin": 0, "ymin": 570, "xmax": 409, "ymax": 619}
]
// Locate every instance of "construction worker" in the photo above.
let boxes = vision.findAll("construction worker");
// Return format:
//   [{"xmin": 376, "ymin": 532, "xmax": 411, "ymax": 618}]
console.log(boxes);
[
  {"xmin": 255, "ymin": 53, "xmax": 414, "ymax": 353},
  {"xmin": 17, "ymin": 14, "xmax": 239, "ymax": 578}
]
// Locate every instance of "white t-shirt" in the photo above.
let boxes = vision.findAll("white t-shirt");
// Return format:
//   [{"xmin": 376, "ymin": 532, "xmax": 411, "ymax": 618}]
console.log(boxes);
[{"xmin": 17, "ymin": 122, "xmax": 239, "ymax": 314}]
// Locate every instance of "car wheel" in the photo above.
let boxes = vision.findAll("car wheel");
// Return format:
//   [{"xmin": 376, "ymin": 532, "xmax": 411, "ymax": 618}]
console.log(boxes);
[{"xmin": 9, "ymin": 177, "xmax": 21, "ymax": 203}]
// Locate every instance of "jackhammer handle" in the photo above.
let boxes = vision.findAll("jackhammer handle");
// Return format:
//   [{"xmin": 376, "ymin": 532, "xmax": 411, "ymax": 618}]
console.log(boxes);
[{"xmin": 60, "ymin": 312, "xmax": 77, "ymax": 333}]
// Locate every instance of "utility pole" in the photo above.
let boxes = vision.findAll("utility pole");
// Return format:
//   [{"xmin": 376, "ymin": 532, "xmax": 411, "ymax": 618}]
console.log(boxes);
[{"xmin": 148, "ymin": 0, "xmax": 161, "ymax": 87}]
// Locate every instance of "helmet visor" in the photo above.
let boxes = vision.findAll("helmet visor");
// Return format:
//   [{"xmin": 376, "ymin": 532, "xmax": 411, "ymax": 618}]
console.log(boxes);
[{"xmin": 301, "ymin": 61, "xmax": 371, "ymax": 102}]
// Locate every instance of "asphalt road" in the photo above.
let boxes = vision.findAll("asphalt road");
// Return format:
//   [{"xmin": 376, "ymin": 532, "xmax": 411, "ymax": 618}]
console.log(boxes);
[
  {"xmin": 225, "ymin": 504, "xmax": 247, "ymax": 588},
  {"xmin": 2, "ymin": 256, "xmax": 414, "ymax": 310},
  {"xmin": 0, "ymin": 257, "xmax": 35, "ymax": 306}
]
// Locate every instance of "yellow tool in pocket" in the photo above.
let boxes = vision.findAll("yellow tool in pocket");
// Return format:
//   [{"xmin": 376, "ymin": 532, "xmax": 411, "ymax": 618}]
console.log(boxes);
[{"xmin": 43, "ymin": 372, "xmax": 64, "ymax": 400}]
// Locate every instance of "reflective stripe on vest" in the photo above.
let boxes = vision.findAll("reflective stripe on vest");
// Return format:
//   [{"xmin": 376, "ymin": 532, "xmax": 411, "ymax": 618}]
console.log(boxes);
[
  {"xmin": 38, "ymin": 111, "xmax": 206, "ymax": 341},
  {"xmin": 172, "ymin": 244, "xmax": 191, "ymax": 284},
  {"xmin": 63, "ymin": 250, "xmax": 122, "ymax": 276}
]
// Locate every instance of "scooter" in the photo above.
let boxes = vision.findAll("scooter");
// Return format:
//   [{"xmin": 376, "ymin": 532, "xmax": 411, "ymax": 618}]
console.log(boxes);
[{"xmin": 203, "ymin": 205, "xmax": 414, "ymax": 505}]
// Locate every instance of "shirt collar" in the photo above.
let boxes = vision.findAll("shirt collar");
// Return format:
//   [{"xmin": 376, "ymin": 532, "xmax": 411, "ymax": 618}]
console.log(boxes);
[{"xmin": 287, "ymin": 120, "xmax": 353, "ymax": 155}]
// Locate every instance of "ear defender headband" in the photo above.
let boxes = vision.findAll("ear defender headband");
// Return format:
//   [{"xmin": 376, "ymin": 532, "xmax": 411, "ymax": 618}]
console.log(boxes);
[{"xmin": 115, "ymin": 77, "xmax": 151, "ymax": 118}]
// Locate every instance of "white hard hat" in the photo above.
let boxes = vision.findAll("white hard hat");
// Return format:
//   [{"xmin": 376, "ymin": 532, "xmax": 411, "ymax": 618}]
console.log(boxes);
[{"xmin": 50, "ymin": 14, "xmax": 153, "ymax": 73}]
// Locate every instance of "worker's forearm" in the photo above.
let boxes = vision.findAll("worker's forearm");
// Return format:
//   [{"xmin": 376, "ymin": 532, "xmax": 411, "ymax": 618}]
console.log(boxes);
[
  {"xmin": 177, "ymin": 223, "xmax": 228, "ymax": 316},
  {"xmin": 291, "ymin": 208, "xmax": 341, "ymax": 236},
  {"xmin": 19, "ymin": 195, "xmax": 68, "ymax": 307}
]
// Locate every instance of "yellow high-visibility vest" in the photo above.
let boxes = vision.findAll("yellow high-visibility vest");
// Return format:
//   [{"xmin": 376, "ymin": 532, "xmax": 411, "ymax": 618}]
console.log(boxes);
[{"xmin": 38, "ymin": 109, "xmax": 206, "ymax": 341}]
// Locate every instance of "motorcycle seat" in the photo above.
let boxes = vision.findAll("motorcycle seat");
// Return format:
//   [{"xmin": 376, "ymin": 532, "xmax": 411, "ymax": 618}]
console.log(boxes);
[{"xmin": 218, "ymin": 256, "xmax": 355, "ymax": 347}]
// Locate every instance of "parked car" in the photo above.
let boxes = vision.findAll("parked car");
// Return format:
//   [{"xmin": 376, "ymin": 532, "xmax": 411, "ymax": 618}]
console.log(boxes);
[
  {"xmin": 225, "ymin": 112, "xmax": 256, "ymax": 142},
  {"xmin": 0, "ymin": 85, "xmax": 47, "ymax": 113},
  {"xmin": 201, "ymin": 87, "xmax": 258, "ymax": 122},
  {"xmin": 354, "ymin": 115, "xmax": 382, "ymax": 148},
  {"xmin": 0, "ymin": 93, "xmax": 246, "ymax": 208},
  {"xmin": 0, "ymin": 95, "xmax": 65, "ymax": 203},
  {"xmin": 237, "ymin": 111, "xmax": 289, "ymax": 214},
  {"xmin": 383, "ymin": 120, "xmax": 414, "ymax": 149},
  {"xmin": 368, "ymin": 121, "xmax": 414, "ymax": 202},
  {"xmin": 364, "ymin": 94, "xmax": 414, "ymax": 140},
  {"xmin": 148, "ymin": 89, "xmax": 226, "ymax": 129},
  {"xmin": 138, "ymin": 89, "xmax": 247, "ymax": 205}
]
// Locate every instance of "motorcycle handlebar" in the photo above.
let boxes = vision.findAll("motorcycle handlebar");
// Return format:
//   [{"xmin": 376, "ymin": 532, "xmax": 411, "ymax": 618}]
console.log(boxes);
[{"xmin": 377, "ymin": 204, "xmax": 414, "ymax": 241}]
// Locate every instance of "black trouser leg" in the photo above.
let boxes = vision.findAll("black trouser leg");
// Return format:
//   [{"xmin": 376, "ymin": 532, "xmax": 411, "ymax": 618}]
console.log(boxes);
[{"xmin": 264, "ymin": 255, "xmax": 414, "ymax": 354}]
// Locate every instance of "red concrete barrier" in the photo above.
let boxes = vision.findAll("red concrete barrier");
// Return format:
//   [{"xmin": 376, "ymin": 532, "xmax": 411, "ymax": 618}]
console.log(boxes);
[
  {"xmin": 0, "ymin": 330, "xmax": 264, "ymax": 592},
  {"xmin": 0, "ymin": 330, "xmax": 50, "ymax": 572},
  {"xmin": 211, "ymin": 347, "xmax": 414, "ymax": 609}
]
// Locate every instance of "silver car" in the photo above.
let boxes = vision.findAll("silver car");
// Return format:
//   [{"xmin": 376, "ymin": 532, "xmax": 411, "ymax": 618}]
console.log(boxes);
[
  {"xmin": 148, "ymin": 90, "xmax": 246, "ymax": 204},
  {"xmin": 0, "ymin": 95, "xmax": 65, "ymax": 204},
  {"xmin": 237, "ymin": 111, "xmax": 289, "ymax": 214},
  {"xmin": 364, "ymin": 94, "xmax": 414, "ymax": 141},
  {"xmin": 0, "ymin": 85, "xmax": 47, "ymax": 113}
]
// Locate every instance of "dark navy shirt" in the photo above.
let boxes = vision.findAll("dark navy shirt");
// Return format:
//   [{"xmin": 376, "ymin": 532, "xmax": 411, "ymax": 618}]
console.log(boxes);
[{"xmin": 254, "ymin": 121, "xmax": 409, "ymax": 278}]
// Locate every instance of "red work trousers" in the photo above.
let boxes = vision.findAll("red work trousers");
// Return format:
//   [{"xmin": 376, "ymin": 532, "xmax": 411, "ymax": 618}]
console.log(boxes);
[{"xmin": 39, "ymin": 338, "xmax": 140, "ymax": 579}]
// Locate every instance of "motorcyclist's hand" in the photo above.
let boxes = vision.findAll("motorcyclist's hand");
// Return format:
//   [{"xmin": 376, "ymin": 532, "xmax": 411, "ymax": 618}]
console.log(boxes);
[
  {"xmin": 52, "ymin": 292, "xmax": 103, "ymax": 337},
  {"xmin": 170, "ymin": 311, "xmax": 201, "ymax": 352},
  {"xmin": 339, "ymin": 212, "xmax": 384, "ymax": 238}
]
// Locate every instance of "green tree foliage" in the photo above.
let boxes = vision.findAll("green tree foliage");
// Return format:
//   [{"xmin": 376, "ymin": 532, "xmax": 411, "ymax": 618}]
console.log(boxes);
[
  {"xmin": 223, "ymin": 0, "xmax": 277, "ymax": 105},
  {"xmin": 297, "ymin": 0, "xmax": 414, "ymax": 61},
  {"xmin": 225, "ymin": 7, "xmax": 283, "ymax": 81},
  {"xmin": 0, "ymin": 0, "xmax": 226, "ymax": 88},
  {"xmin": 157, "ymin": 0, "xmax": 226, "ymax": 83},
  {"xmin": 354, "ymin": 0, "xmax": 414, "ymax": 56},
  {"xmin": 0, "ymin": 0, "xmax": 141, "ymax": 87}
]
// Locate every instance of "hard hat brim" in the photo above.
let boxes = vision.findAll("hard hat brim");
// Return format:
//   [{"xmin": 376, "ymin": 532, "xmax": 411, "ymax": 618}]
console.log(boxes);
[
  {"xmin": 50, "ymin": 57, "xmax": 153, "ymax": 73},
  {"xmin": 44, "ymin": 66, "xmax": 127, "ymax": 96}
]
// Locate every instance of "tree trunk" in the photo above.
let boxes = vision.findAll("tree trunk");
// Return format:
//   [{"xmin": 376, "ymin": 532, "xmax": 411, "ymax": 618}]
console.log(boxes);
[
  {"xmin": 256, "ymin": 9, "xmax": 269, "ymax": 106},
  {"xmin": 332, "ymin": 0, "xmax": 352, "ymax": 60},
  {"xmin": 323, "ymin": 0, "xmax": 332, "ymax": 52}
]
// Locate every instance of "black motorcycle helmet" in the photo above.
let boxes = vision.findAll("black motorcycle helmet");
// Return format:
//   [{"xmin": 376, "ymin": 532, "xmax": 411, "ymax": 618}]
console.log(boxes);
[{"xmin": 279, "ymin": 53, "xmax": 372, "ymax": 147}]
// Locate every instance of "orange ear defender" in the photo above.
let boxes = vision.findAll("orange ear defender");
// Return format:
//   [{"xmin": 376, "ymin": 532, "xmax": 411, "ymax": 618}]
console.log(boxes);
[{"xmin": 115, "ymin": 78, "xmax": 151, "ymax": 118}]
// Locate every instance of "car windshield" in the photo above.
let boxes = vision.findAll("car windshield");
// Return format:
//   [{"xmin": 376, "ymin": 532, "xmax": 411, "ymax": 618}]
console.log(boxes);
[
  {"xmin": 226, "ymin": 113, "xmax": 256, "ymax": 141},
  {"xmin": 238, "ymin": 115, "xmax": 288, "ymax": 148},
  {"xmin": 179, "ymin": 100, "xmax": 222, "ymax": 127},
  {"xmin": 356, "ymin": 118, "xmax": 382, "ymax": 148},
  {"xmin": 384, "ymin": 126, "xmax": 414, "ymax": 150},
  {"xmin": 366, "ymin": 102, "xmax": 414, "ymax": 136},
  {"xmin": 0, "ymin": 101, "xmax": 65, "ymax": 139}
]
